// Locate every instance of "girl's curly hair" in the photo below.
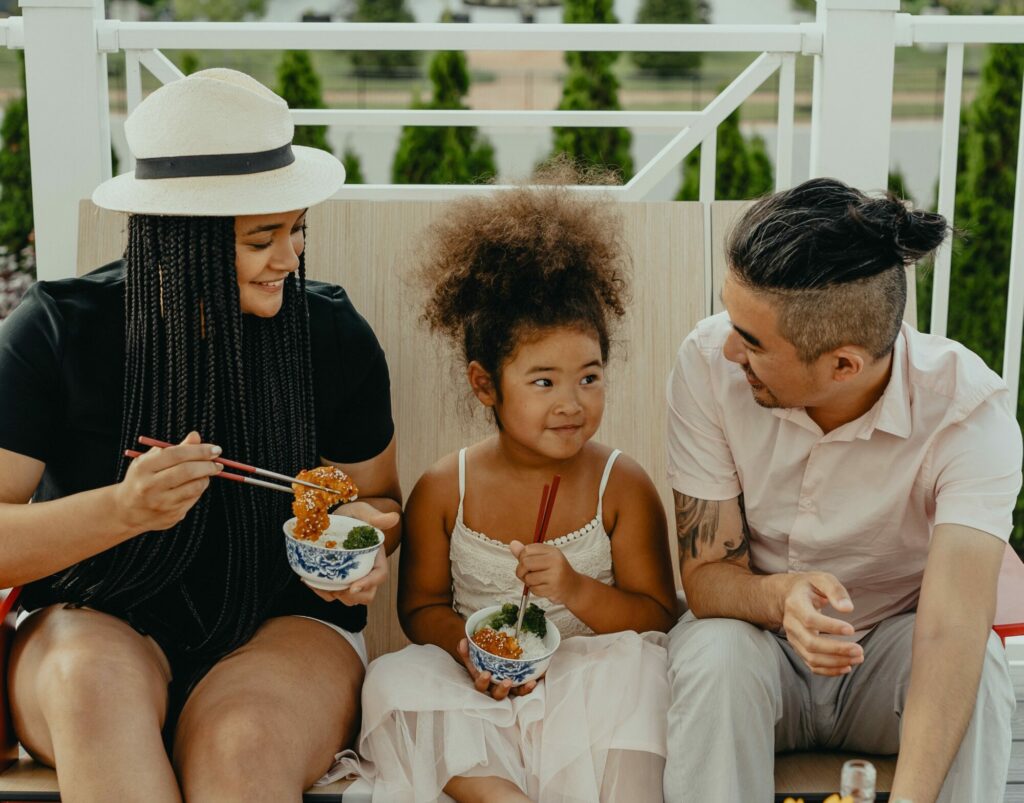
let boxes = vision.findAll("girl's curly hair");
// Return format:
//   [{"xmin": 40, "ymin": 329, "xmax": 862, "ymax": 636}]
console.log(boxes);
[{"xmin": 420, "ymin": 176, "xmax": 630, "ymax": 392}]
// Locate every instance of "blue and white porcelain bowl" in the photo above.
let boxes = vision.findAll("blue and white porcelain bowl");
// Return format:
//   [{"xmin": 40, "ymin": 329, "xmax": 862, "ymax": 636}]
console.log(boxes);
[
  {"xmin": 283, "ymin": 514, "xmax": 383, "ymax": 591},
  {"xmin": 464, "ymin": 604, "xmax": 561, "ymax": 688}
]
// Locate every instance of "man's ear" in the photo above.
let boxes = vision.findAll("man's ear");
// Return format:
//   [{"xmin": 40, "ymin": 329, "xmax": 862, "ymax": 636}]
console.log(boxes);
[
  {"xmin": 467, "ymin": 361, "xmax": 498, "ymax": 406},
  {"xmin": 831, "ymin": 346, "xmax": 867, "ymax": 382}
]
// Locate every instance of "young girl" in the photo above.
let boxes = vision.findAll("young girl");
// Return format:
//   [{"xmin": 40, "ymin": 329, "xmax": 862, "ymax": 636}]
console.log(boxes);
[{"xmin": 335, "ymin": 183, "xmax": 677, "ymax": 802}]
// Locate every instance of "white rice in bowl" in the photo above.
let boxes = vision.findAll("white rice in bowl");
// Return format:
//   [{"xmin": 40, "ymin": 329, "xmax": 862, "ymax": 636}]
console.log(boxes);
[{"xmin": 493, "ymin": 625, "xmax": 547, "ymax": 660}]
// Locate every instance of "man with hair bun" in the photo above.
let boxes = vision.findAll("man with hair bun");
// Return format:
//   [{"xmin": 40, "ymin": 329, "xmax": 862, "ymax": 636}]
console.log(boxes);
[{"xmin": 664, "ymin": 177, "xmax": 1020, "ymax": 802}]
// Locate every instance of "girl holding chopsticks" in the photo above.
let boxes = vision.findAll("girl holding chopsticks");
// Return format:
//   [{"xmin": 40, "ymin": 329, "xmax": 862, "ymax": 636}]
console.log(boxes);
[
  {"xmin": 0, "ymin": 70, "xmax": 401, "ymax": 801},
  {"xmin": 332, "ymin": 177, "xmax": 677, "ymax": 802}
]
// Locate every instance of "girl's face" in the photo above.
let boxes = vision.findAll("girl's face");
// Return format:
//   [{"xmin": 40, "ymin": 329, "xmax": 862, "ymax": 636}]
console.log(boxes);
[
  {"xmin": 475, "ymin": 326, "xmax": 606, "ymax": 462},
  {"xmin": 234, "ymin": 209, "xmax": 307, "ymax": 317}
]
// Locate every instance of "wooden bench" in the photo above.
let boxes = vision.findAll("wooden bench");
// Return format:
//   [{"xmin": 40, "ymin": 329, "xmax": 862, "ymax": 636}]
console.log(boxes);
[{"xmin": 0, "ymin": 199, "xmax": 1018, "ymax": 801}]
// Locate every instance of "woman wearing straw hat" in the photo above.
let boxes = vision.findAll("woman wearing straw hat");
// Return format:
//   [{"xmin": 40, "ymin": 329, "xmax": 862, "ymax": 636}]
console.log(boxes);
[{"xmin": 0, "ymin": 68, "xmax": 401, "ymax": 800}]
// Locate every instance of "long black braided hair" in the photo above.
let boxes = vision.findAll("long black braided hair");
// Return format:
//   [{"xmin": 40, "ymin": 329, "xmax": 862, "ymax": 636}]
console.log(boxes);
[{"xmin": 55, "ymin": 214, "xmax": 318, "ymax": 658}]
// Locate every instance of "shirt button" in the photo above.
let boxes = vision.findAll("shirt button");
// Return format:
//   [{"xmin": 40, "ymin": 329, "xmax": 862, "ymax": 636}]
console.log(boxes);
[{"xmin": 799, "ymin": 497, "xmax": 815, "ymax": 512}]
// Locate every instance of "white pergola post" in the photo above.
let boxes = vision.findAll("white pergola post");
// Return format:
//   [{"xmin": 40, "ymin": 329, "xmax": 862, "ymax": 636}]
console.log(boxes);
[
  {"xmin": 20, "ymin": 0, "xmax": 110, "ymax": 281},
  {"xmin": 810, "ymin": 0, "xmax": 899, "ymax": 191}
]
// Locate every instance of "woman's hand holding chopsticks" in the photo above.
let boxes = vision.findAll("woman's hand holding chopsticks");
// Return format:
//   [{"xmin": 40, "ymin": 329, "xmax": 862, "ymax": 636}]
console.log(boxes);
[{"xmin": 114, "ymin": 431, "xmax": 223, "ymax": 535}]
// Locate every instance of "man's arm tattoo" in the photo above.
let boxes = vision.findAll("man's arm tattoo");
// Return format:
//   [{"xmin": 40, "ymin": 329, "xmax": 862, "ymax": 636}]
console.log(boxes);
[
  {"xmin": 675, "ymin": 492, "xmax": 752, "ymax": 563},
  {"xmin": 726, "ymin": 495, "xmax": 752, "ymax": 562},
  {"xmin": 675, "ymin": 494, "xmax": 720, "ymax": 561}
]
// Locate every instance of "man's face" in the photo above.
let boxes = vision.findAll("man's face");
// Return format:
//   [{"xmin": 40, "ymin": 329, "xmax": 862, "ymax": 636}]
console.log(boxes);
[{"xmin": 720, "ymin": 273, "xmax": 832, "ymax": 409}]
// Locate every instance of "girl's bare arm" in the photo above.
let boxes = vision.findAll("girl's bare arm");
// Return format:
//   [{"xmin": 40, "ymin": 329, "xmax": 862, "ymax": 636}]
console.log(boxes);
[{"xmin": 397, "ymin": 457, "xmax": 466, "ymax": 660}]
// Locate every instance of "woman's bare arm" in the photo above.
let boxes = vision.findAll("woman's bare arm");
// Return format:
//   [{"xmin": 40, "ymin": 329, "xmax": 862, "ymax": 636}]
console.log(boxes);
[{"xmin": 0, "ymin": 434, "xmax": 223, "ymax": 587}]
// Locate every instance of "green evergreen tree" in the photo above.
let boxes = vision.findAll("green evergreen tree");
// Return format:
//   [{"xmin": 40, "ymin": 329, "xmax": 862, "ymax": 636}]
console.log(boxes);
[
  {"xmin": 551, "ymin": 0, "xmax": 633, "ymax": 180},
  {"xmin": 172, "ymin": 0, "xmax": 263, "ymax": 22},
  {"xmin": 888, "ymin": 166, "xmax": 912, "ymax": 206},
  {"xmin": 632, "ymin": 0, "xmax": 708, "ymax": 77},
  {"xmin": 276, "ymin": 51, "xmax": 332, "ymax": 154},
  {"xmin": 348, "ymin": 0, "xmax": 419, "ymax": 78},
  {"xmin": 915, "ymin": 177, "xmax": 944, "ymax": 335},
  {"xmin": 676, "ymin": 108, "xmax": 774, "ymax": 201},
  {"xmin": 942, "ymin": 31, "xmax": 1024, "ymax": 551},
  {"xmin": 391, "ymin": 50, "xmax": 496, "ymax": 184},
  {"xmin": 342, "ymin": 147, "xmax": 365, "ymax": 184},
  {"xmin": 180, "ymin": 52, "xmax": 201, "ymax": 76},
  {"xmin": 0, "ymin": 52, "xmax": 32, "ymax": 261}
]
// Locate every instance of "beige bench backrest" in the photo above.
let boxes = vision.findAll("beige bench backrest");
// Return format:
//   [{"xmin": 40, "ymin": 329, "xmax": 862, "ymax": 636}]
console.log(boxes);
[{"xmin": 77, "ymin": 198, "xmax": 733, "ymax": 660}]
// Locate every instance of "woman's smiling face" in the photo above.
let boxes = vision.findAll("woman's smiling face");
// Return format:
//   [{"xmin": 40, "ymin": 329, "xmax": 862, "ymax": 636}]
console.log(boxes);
[{"xmin": 234, "ymin": 209, "xmax": 307, "ymax": 317}]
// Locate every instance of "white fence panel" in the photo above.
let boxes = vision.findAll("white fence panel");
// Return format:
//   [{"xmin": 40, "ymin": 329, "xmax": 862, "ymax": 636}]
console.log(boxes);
[{"xmin": 929, "ymin": 42, "xmax": 964, "ymax": 340}]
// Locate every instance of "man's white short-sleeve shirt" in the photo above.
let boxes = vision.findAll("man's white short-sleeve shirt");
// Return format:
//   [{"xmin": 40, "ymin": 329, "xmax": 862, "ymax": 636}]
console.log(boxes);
[{"xmin": 667, "ymin": 313, "xmax": 1022, "ymax": 634}]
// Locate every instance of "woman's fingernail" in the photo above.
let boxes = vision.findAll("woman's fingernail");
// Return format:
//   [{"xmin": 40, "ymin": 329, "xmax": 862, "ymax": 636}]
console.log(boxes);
[{"xmin": 210, "ymin": 445, "xmax": 222, "ymax": 456}]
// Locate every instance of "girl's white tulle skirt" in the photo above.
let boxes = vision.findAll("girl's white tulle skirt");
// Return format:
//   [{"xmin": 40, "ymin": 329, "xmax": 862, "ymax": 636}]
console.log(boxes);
[{"xmin": 320, "ymin": 631, "xmax": 669, "ymax": 803}]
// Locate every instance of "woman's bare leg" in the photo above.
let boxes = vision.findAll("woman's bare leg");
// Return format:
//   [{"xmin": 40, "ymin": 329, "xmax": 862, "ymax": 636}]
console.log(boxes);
[
  {"xmin": 8, "ymin": 605, "xmax": 178, "ymax": 803},
  {"xmin": 172, "ymin": 616, "xmax": 363, "ymax": 803},
  {"xmin": 444, "ymin": 776, "xmax": 533, "ymax": 803}
]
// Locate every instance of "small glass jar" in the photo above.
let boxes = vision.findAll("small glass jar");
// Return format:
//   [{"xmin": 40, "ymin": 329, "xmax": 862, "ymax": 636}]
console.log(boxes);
[{"xmin": 840, "ymin": 759, "xmax": 877, "ymax": 803}]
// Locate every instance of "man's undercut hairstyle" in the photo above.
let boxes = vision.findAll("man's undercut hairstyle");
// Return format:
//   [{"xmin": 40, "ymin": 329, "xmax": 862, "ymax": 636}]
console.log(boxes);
[
  {"xmin": 55, "ymin": 215, "xmax": 317, "ymax": 661},
  {"xmin": 727, "ymin": 177, "xmax": 949, "ymax": 362}
]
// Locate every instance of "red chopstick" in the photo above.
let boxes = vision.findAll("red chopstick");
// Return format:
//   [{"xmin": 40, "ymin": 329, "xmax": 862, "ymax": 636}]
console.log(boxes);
[
  {"xmin": 134, "ymin": 436, "xmax": 347, "ymax": 496},
  {"xmin": 536, "ymin": 475, "xmax": 561, "ymax": 544},
  {"xmin": 515, "ymin": 475, "xmax": 562, "ymax": 625},
  {"xmin": 531, "ymin": 484, "xmax": 551, "ymax": 544}
]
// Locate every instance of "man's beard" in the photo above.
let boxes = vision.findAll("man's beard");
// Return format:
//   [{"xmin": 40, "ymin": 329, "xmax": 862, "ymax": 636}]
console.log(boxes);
[{"xmin": 745, "ymin": 368, "xmax": 782, "ymax": 408}]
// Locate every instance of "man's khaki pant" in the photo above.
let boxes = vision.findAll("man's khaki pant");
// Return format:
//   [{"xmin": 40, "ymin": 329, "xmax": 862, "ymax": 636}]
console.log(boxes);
[{"xmin": 664, "ymin": 611, "xmax": 1015, "ymax": 802}]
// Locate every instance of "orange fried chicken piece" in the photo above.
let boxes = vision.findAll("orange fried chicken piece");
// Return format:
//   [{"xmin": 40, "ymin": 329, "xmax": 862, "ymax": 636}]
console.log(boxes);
[{"xmin": 291, "ymin": 466, "xmax": 359, "ymax": 541}]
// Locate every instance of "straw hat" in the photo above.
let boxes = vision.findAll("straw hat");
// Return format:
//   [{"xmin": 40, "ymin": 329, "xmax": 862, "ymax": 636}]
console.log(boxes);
[{"xmin": 92, "ymin": 68, "xmax": 345, "ymax": 216}]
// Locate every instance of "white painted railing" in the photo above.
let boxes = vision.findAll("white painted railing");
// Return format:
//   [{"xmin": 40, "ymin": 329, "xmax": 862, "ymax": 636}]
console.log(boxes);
[
  {"xmin": 6, "ymin": 0, "xmax": 1024, "ymax": 406},
  {"xmin": 899, "ymin": 14, "xmax": 1024, "ymax": 410},
  {"xmin": 15, "ymin": 0, "xmax": 876, "ymax": 286},
  {"xmin": 113, "ymin": 20, "xmax": 811, "ymax": 313},
  {"xmin": 0, "ymin": 16, "xmax": 23, "ymax": 48},
  {"xmin": 117, "ymin": 25, "xmax": 807, "ymax": 218}
]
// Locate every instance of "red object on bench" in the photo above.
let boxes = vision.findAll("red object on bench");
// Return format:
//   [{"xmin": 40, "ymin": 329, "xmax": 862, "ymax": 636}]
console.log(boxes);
[
  {"xmin": 994, "ymin": 543, "xmax": 1024, "ymax": 645},
  {"xmin": 0, "ymin": 587, "xmax": 21, "ymax": 774}
]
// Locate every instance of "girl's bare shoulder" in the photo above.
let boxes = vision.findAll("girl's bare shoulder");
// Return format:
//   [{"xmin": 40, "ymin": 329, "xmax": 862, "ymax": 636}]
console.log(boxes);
[
  {"xmin": 407, "ymin": 450, "xmax": 463, "ymax": 533},
  {"xmin": 585, "ymin": 441, "xmax": 650, "ymax": 485},
  {"xmin": 593, "ymin": 446, "xmax": 664, "ymax": 524}
]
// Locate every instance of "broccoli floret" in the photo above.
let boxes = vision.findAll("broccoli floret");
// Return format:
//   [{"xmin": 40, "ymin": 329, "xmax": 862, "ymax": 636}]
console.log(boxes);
[
  {"xmin": 522, "ymin": 603, "xmax": 547, "ymax": 638},
  {"xmin": 487, "ymin": 603, "xmax": 519, "ymax": 630},
  {"xmin": 342, "ymin": 525, "xmax": 379, "ymax": 550},
  {"xmin": 486, "ymin": 602, "xmax": 547, "ymax": 639}
]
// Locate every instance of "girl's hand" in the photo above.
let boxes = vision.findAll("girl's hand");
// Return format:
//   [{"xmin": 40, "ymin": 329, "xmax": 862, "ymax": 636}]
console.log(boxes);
[
  {"xmin": 510, "ymin": 541, "xmax": 581, "ymax": 606},
  {"xmin": 306, "ymin": 544, "xmax": 388, "ymax": 606},
  {"xmin": 113, "ymin": 431, "xmax": 223, "ymax": 535},
  {"xmin": 456, "ymin": 638, "xmax": 539, "ymax": 700}
]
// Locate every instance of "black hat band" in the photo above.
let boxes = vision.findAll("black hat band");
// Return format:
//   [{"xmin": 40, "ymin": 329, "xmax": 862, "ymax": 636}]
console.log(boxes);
[{"xmin": 135, "ymin": 143, "xmax": 295, "ymax": 180}]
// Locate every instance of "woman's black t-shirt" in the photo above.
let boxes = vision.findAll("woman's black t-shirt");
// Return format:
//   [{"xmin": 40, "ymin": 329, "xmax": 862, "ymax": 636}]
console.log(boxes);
[{"xmin": 0, "ymin": 260, "xmax": 394, "ymax": 659}]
